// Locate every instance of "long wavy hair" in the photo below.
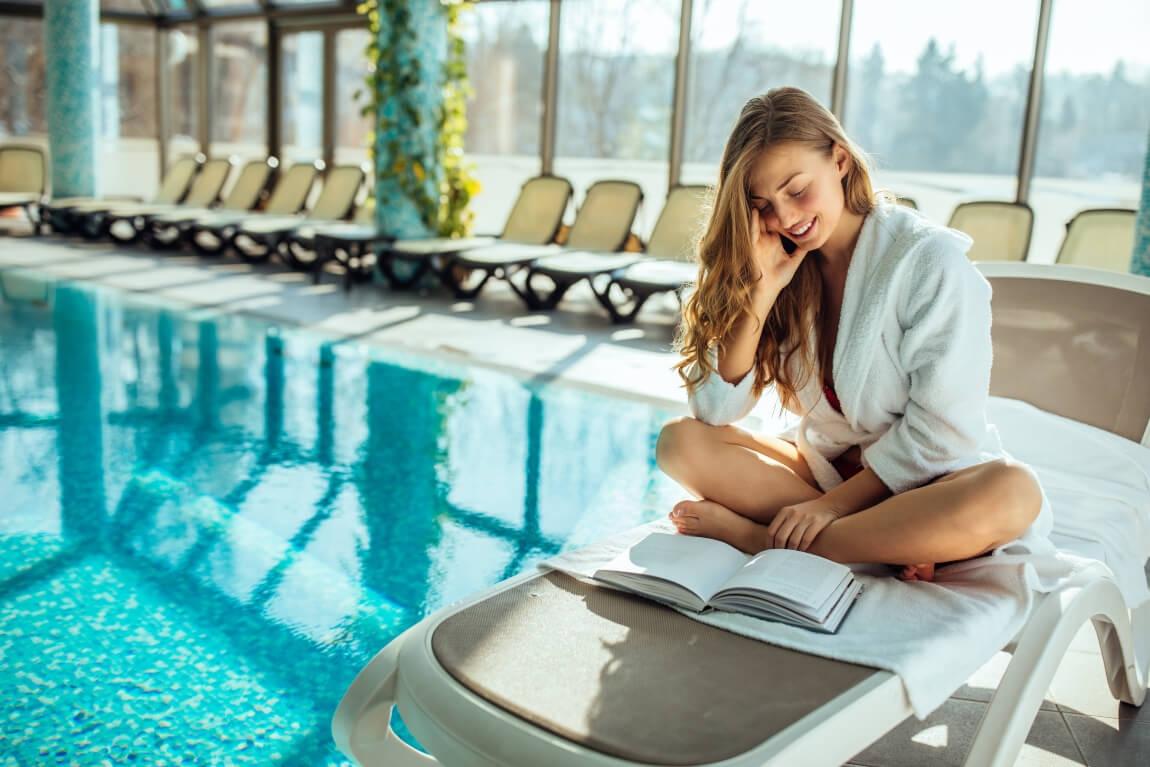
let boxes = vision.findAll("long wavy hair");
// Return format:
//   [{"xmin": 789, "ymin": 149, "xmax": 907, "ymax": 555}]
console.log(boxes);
[{"xmin": 674, "ymin": 87, "xmax": 879, "ymax": 413}]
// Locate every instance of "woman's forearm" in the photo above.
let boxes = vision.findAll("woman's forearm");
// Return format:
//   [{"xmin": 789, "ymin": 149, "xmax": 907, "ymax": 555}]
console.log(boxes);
[
  {"xmin": 717, "ymin": 285, "xmax": 779, "ymax": 384},
  {"xmin": 820, "ymin": 467, "xmax": 893, "ymax": 517}
]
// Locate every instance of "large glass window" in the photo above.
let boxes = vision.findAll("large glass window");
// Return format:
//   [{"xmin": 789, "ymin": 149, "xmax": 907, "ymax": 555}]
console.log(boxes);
[
  {"xmin": 211, "ymin": 21, "xmax": 268, "ymax": 161},
  {"xmin": 0, "ymin": 18, "xmax": 47, "ymax": 138},
  {"xmin": 1030, "ymin": 0, "xmax": 1150, "ymax": 265},
  {"xmin": 553, "ymin": 0, "xmax": 679, "ymax": 239},
  {"xmin": 99, "ymin": 23, "xmax": 160, "ymax": 197},
  {"xmin": 334, "ymin": 28, "xmax": 373, "ymax": 168},
  {"xmin": 681, "ymin": 0, "xmax": 841, "ymax": 186},
  {"xmin": 458, "ymin": 1, "xmax": 548, "ymax": 234},
  {"xmin": 281, "ymin": 31, "xmax": 324, "ymax": 164},
  {"xmin": 167, "ymin": 27, "xmax": 199, "ymax": 165},
  {"xmin": 845, "ymin": 0, "xmax": 1039, "ymax": 230}
]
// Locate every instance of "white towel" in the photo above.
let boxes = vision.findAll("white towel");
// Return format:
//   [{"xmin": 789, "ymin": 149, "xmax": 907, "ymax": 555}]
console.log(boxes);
[{"xmin": 541, "ymin": 400, "xmax": 1150, "ymax": 719}]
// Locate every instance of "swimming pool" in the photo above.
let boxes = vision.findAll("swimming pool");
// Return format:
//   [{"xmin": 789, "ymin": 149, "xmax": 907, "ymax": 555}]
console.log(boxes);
[{"xmin": 0, "ymin": 269, "xmax": 683, "ymax": 765}]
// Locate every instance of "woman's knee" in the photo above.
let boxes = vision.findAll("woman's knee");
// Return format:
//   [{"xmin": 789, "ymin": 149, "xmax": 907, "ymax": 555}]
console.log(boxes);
[
  {"xmin": 655, "ymin": 416, "xmax": 713, "ymax": 475},
  {"xmin": 968, "ymin": 462, "xmax": 1043, "ymax": 542}
]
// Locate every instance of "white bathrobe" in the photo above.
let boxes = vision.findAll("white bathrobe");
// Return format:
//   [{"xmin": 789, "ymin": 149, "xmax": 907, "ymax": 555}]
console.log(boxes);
[{"xmin": 687, "ymin": 200, "xmax": 1054, "ymax": 550}]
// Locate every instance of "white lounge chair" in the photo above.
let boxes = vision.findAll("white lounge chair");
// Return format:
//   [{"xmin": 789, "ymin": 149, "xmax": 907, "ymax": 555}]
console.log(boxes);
[
  {"xmin": 1055, "ymin": 207, "xmax": 1138, "ymax": 273},
  {"xmin": 331, "ymin": 261, "xmax": 1150, "ymax": 767},
  {"xmin": 0, "ymin": 144, "xmax": 48, "ymax": 234},
  {"xmin": 948, "ymin": 200, "xmax": 1035, "ymax": 263}
]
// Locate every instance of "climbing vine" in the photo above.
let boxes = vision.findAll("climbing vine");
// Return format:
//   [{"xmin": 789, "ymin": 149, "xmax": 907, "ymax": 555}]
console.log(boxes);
[{"xmin": 356, "ymin": 0, "xmax": 479, "ymax": 237}]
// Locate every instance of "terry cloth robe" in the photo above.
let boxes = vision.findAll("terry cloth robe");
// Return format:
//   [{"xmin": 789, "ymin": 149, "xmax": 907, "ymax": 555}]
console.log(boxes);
[{"xmin": 687, "ymin": 200, "xmax": 1054, "ymax": 552}]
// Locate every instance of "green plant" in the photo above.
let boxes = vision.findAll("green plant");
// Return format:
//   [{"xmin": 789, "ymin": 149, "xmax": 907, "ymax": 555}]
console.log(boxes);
[{"xmin": 356, "ymin": 0, "xmax": 480, "ymax": 237}]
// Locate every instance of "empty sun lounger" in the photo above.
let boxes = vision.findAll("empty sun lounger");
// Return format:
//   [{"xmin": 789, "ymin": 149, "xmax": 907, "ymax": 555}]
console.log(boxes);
[
  {"xmin": 185, "ymin": 161, "xmax": 320, "ymax": 257},
  {"xmin": 374, "ymin": 174, "xmax": 574, "ymax": 290},
  {"xmin": 948, "ymin": 200, "xmax": 1034, "ymax": 263},
  {"xmin": 230, "ymin": 164, "xmax": 364, "ymax": 264},
  {"xmin": 142, "ymin": 158, "xmax": 278, "ymax": 250},
  {"xmin": 284, "ymin": 200, "xmax": 376, "ymax": 283},
  {"xmin": 43, "ymin": 154, "xmax": 202, "ymax": 237},
  {"xmin": 1055, "ymin": 207, "xmax": 1138, "ymax": 273},
  {"xmin": 576, "ymin": 184, "xmax": 708, "ymax": 323},
  {"xmin": 332, "ymin": 262, "xmax": 1150, "ymax": 767},
  {"xmin": 0, "ymin": 144, "xmax": 48, "ymax": 234},
  {"xmin": 443, "ymin": 179, "xmax": 642, "ymax": 302},
  {"xmin": 99, "ymin": 157, "xmax": 235, "ymax": 244}
]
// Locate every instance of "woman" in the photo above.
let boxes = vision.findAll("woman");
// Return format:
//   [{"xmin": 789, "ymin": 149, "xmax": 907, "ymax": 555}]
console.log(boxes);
[{"xmin": 656, "ymin": 87, "xmax": 1053, "ymax": 581}]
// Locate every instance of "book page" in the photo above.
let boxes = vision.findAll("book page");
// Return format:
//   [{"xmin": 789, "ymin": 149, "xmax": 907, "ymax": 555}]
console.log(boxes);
[
  {"xmin": 717, "ymin": 548, "xmax": 849, "ymax": 610},
  {"xmin": 594, "ymin": 532, "xmax": 750, "ymax": 604}
]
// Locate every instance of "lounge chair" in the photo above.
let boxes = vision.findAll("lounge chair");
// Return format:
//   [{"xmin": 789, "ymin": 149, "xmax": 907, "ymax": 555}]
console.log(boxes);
[
  {"xmin": 895, "ymin": 195, "xmax": 918, "ymax": 210},
  {"xmin": 442, "ymin": 179, "xmax": 642, "ymax": 302},
  {"xmin": 142, "ymin": 158, "xmax": 278, "ymax": 250},
  {"xmin": 283, "ymin": 199, "xmax": 376, "ymax": 282},
  {"xmin": 42, "ymin": 154, "xmax": 202, "ymax": 237},
  {"xmin": 184, "ymin": 161, "xmax": 321, "ymax": 257},
  {"xmin": 98, "ymin": 157, "xmax": 235, "ymax": 244},
  {"xmin": 515, "ymin": 184, "xmax": 701, "ymax": 312},
  {"xmin": 948, "ymin": 200, "xmax": 1034, "ymax": 263},
  {"xmin": 374, "ymin": 174, "xmax": 574, "ymax": 290},
  {"xmin": 575, "ymin": 184, "xmax": 709, "ymax": 323},
  {"xmin": 331, "ymin": 261, "xmax": 1150, "ymax": 767},
  {"xmin": 229, "ymin": 164, "xmax": 364, "ymax": 264},
  {"xmin": 1055, "ymin": 207, "xmax": 1137, "ymax": 273},
  {"xmin": 0, "ymin": 144, "xmax": 48, "ymax": 234}
]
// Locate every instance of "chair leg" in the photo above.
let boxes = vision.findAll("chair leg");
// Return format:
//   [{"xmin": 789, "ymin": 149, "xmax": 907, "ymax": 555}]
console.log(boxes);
[
  {"xmin": 964, "ymin": 579, "xmax": 1149, "ymax": 767},
  {"xmin": 517, "ymin": 269, "xmax": 581, "ymax": 311},
  {"xmin": 107, "ymin": 216, "xmax": 143, "ymax": 245},
  {"xmin": 378, "ymin": 254, "xmax": 431, "ymax": 290},
  {"xmin": 234, "ymin": 233, "xmax": 275, "ymax": 264},
  {"xmin": 590, "ymin": 278, "xmax": 653, "ymax": 324},
  {"xmin": 438, "ymin": 261, "xmax": 494, "ymax": 300}
]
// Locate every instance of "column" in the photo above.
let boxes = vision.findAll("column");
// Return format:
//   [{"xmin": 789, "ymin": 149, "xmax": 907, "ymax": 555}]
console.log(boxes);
[
  {"xmin": 373, "ymin": 1, "xmax": 448, "ymax": 238},
  {"xmin": 1133, "ymin": 127, "xmax": 1150, "ymax": 278},
  {"xmin": 43, "ymin": 0, "xmax": 101, "ymax": 198}
]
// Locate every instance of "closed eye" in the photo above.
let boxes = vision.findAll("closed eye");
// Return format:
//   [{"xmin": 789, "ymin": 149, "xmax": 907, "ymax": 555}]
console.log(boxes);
[{"xmin": 790, "ymin": 187, "xmax": 808, "ymax": 199}]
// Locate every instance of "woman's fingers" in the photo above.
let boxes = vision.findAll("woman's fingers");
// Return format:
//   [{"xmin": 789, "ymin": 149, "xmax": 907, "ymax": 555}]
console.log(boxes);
[
  {"xmin": 765, "ymin": 507, "xmax": 790, "ymax": 541},
  {"xmin": 798, "ymin": 521, "xmax": 823, "ymax": 551}
]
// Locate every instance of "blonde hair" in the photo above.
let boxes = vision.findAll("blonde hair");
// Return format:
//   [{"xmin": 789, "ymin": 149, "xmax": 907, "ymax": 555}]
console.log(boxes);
[{"xmin": 674, "ymin": 86, "xmax": 879, "ymax": 412}]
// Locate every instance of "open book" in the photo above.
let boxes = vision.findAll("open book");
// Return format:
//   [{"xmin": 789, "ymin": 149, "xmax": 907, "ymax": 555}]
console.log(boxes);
[{"xmin": 592, "ymin": 532, "xmax": 862, "ymax": 634}]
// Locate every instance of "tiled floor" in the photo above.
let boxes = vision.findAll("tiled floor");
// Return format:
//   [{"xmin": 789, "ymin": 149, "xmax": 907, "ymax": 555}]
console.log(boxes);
[{"xmin": 1, "ymin": 230, "xmax": 1146, "ymax": 766}]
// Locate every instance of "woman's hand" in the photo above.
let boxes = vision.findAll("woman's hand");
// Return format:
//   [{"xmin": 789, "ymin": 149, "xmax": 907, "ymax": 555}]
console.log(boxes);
[
  {"xmin": 766, "ymin": 497, "xmax": 843, "ymax": 551},
  {"xmin": 750, "ymin": 207, "xmax": 810, "ymax": 296}
]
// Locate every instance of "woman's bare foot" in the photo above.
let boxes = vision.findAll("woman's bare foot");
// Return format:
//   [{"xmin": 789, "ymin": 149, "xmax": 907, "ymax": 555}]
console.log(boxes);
[
  {"xmin": 899, "ymin": 563, "xmax": 936, "ymax": 582},
  {"xmin": 668, "ymin": 499, "xmax": 766, "ymax": 554}
]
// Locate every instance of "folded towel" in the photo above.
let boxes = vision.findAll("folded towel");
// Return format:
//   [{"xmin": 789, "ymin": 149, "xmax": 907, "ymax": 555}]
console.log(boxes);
[{"xmin": 542, "ymin": 519, "xmax": 1104, "ymax": 718}]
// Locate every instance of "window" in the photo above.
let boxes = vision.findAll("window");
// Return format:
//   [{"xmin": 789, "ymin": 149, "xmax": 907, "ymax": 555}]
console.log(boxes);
[
  {"xmin": 845, "ymin": 0, "xmax": 1039, "ymax": 229},
  {"xmin": 458, "ymin": 0, "xmax": 548, "ymax": 234},
  {"xmin": 99, "ymin": 23, "xmax": 160, "ymax": 197},
  {"xmin": 1031, "ymin": 0, "xmax": 1149, "ymax": 265},
  {"xmin": 167, "ymin": 27, "xmax": 200, "ymax": 164},
  {"xmin": 281, "ymin": 31, "xmax": 324, "ymax": 163},
  {"xmin": 334, "ymin": 28, "xmax": 373, "ymax": 167},
  {"xmin": 553, "ymin": 0, "xmax": 679, "ymax": 238},
  {"xmin": 0, "ymin": 18, "xmax": 47, "ymax": 138},
  {"xmin": 682, "ymin": 0, "xmax": 841, "ymax": 185},
  {"xmin": 211, "ymin": 21, "xmax": 268, "ymax": 160}
]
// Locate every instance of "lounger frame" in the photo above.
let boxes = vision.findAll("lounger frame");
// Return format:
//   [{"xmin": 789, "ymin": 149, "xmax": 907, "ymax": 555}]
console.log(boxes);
[{"xmin": 333, "ymin": 262, "xmax": 1150, "ymax": 767}]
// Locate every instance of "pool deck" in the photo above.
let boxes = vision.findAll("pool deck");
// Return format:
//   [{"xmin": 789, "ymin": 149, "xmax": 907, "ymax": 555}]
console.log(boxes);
[{"xmin": 1, "ymin": 229, "xmax": 1147, "ymax": 767}]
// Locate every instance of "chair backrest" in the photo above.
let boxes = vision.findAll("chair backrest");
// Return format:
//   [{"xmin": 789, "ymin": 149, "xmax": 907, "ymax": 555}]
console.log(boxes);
[
  {"xmin": 1055, "ymin": 208, "xmax": 1137, "ymax": 273},
  {"xmin": 947, "ymin": 201, "xmax": 1034, "ymax": 263},
  {"xmin": 565, "ymin": 180, "xmax": 644, "ymax": 252},
  {"xmin": 980, "ymin": 262, "xmax": 1150, "ymax": 445},
  {"xmin": 264, "ymin": 161, "xmax": 320, "ymax": 215},
  {"xmin": 309, "ymin": 165, "xmax": 365, "ymax": 220},
  {"xmin": 645, "ymin": 185, "xmax": 708, "ymax": 262},
  {"xmin": 220, "ymin": 157, "xmax": 278, "ymax": 211},
  {"xmin": 895, "ymin": 196, "xmax": 918, "ymax": 210},
  {"xmin": 0, "ymin": 145, "xmax": 47, "ymax": 195},
  {"xmin": 181, "ymin": 157, "xmax": 233, "ymax": 207},
  {"xmin": 353, "ymin": 197, "xmax": 375, "ymax": 223},
  {"xmin": 155, "ymin": 155, "xmax": 201, "ymax": 205},
  {"xmin": 500, "ymin": 175, "xmax": 574, "ymax": 244}
]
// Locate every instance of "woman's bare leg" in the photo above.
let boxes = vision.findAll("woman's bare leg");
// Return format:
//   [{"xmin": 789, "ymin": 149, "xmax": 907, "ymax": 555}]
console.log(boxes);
[
  {"xmin": 674, "ymin": 459, "xmax": 1043, "ymax": 567},
  {"xmin": 655, "ymin": 416, "xmax": 822, "ymax": 525}
]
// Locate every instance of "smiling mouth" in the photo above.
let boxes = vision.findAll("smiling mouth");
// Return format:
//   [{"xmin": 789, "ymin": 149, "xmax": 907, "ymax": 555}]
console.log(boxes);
[{"xmin": 787, "ymin": 217, "xmax": 816, "ymax": 239}]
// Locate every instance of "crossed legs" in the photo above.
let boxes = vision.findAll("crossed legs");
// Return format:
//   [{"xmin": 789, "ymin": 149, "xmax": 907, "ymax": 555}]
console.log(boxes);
[{"xmin": 655, "ymin": 416, "xmax": 1043, "ymax": 573}]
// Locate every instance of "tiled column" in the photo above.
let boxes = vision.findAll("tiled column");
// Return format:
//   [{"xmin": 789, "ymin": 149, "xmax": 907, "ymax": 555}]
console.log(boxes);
[
  {"xmin": 373, "ymin": 1, "xmax": 447, "ymax": 238},
  {"xmin": 43, "ymin": 0, "xmax": 100, "ymax": 197},
  {"xmin": 1133, "ymin": 128, "xmax": 1150, "ymax": 278}
]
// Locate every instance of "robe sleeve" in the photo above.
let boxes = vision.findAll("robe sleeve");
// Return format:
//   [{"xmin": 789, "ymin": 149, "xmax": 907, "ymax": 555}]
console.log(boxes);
[
  {"xmin": 686, "ymin": 346, "xmax": 760, "ymax": 426},
  {"xmin": 863, "ymin": 240, "xmax": 994, "ymax": 494}
]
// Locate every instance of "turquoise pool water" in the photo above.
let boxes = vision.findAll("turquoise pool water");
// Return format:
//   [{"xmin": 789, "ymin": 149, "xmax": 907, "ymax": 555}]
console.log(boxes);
[{"xmin": 0, "ymin": 270, "xmax": 682, "ymax": 765}]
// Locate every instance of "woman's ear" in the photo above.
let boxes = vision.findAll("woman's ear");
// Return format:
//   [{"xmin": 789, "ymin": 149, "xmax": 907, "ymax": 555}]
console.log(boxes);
[{"xmin": 833, "ymin": 144, "xmax": 850, "ymax": 179}]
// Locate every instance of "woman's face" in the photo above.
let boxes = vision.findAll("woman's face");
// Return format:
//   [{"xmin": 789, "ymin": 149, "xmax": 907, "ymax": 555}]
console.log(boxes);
[{"xmin": 746, "ymin": 141, "xmax": 849, "ymax": 252}]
